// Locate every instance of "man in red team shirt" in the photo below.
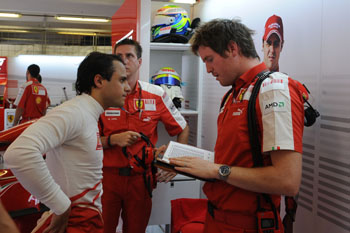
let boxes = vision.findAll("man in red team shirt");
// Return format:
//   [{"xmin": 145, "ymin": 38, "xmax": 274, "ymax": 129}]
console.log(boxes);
[
  {"xmin": 13, "ymin": 64, "xmax": 50, "ymax": 125},
  {"xmin": 99, "ymin": 39, "xmax": 189, "ymax": 233},
  {"xmin": 170, "ymin": 19, "xmax": 304, "ymax": 233}
]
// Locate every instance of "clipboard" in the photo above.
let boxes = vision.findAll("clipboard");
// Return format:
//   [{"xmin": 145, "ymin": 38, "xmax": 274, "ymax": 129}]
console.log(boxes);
[{"xmin": 154, "ymin": 159, "xmax": 216, "ymax": 182}]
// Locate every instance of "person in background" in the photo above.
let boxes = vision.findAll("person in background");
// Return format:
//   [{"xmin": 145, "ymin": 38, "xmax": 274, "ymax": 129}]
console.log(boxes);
[
  {"xmin": 262, "ymin": 14, "xmax": 284, "ymax": 72},
  {"xmin": 169, "ymin": 19, "xmax": 304, "ymax": 233},
  {"xmin": 0, "ymin": 201, "xmax": 20, "ymax": 233},
  {"xmin": 4, "ymin": 52, "xmax": 130, "ymax": 233},
  {"xmin": 263, "ymin": 14, "xmax": 298, "ymax": 233},
  {"xmin": 99, "ymin": 39, "xmax": 189, "ymax": 233},
  {"xmin": 13, "ymin": 64, "xmax": 50, "ymax": 126}
]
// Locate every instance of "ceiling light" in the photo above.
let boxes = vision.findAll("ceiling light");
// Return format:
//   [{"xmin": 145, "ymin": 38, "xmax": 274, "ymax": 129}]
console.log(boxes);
[
  {"xmin": 0, "ymin": 29, "xmax": 29, "ymax": 33},
  {"xmin": 170, "ymin": 0, "xmax": 197, "ymax": 4},
  {"xmin": 55, "ymin": 16, "xmax": 110, "ymax": 23},
  {"xmin": 57, "ymin": 32, "xmax": 97, "ymax": 36},
  {"xmin": 0, "ymin": 12, "xmax": 21, "ymax": 18}
]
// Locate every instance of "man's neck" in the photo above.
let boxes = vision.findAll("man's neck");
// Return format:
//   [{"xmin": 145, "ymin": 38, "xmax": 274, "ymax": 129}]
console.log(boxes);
[
  {"xmin": 128, "ymin": 72, "xmax": 140, "ymax": 92},
  {"xmin": 240, "ymin": 57, "xmax": 261, "ymax": 74}
]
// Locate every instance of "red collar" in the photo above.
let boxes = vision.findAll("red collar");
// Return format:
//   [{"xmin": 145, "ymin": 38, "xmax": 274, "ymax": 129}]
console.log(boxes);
[{"xmin": 233, "ymin": 63, "xmax": 267, "ymax": 93}]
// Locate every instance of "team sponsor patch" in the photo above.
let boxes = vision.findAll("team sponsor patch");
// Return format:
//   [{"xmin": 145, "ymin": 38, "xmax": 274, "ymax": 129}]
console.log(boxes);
[
  {"xmin": 96, "ymin": 132, "xmax": 103, "ymax": 150},
  {"xmin": 260, "ymin": 79, "xmax": 285, "ymax": 93},
  {"xmin": 32, "ymin": 85, "xmax": 46, "ymax": 96},
  {"xmin": 35, "ymin": 96, "xmax": 42, "ymax": 104},
  {"xmin": 134, "ymin": 99, "xmax": 156, "ymax": 111},
  {"xmin": 105, "ymin": 109, "xmax": 121, "ymax": 117},
  {"xmin": 263, "ymin": 100, "xmax": 286, "ymax": 115},
  {"xmin": 159, "ymin": 26, "xmax": 171, "ymax": 36}
]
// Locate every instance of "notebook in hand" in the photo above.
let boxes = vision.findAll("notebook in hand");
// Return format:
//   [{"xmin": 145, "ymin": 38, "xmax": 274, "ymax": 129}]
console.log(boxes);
[{"xmin": 155, "ymin": 141, "xmax": 215, "ymax": 182}]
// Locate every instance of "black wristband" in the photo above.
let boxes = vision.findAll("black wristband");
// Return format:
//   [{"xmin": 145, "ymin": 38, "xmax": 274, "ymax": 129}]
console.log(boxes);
[{"xmin": 107, "ymin": 135, "xmax": 113, "ymax": 148}]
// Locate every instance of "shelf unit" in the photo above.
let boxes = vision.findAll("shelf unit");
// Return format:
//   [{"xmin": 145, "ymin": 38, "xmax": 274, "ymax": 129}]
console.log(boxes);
[{"xmin": 150, "ymin": 42, "xmax": 202, "ymax": 147}]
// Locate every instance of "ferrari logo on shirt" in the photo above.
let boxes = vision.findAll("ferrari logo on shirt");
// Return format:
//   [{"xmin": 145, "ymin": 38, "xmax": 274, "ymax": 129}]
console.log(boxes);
[
  {"xmin": 236, "ymin": 88, "xmax": 247, "ymax": 102},
  {"xmin": 7, "ymin": 115, "xmax": 14, "ymax": 123},
  {"xmin": 134, "ymin": 99, "xmax": 156, "ymax": 111},
  {"xmin": 33, "ymin": 85, "xmax": 39, "ymax": 94},
  {"xmin": 135, "ymin": 99, "xmax": 144, "ymax": 109}
]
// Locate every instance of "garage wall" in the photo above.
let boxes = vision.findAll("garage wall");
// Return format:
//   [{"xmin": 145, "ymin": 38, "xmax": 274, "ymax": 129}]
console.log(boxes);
[{"xmin": 193, "ymin": 0, "xmax": 350, "ymax": 232}]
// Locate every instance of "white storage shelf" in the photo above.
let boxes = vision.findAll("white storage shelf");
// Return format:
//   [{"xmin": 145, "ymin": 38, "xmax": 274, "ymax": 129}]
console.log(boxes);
[
  {"xmin": 150, "ymin": 42, "xmax": 199, "ymax": 113},
  {"xmin": 150, "ymin": 42, "xmax": 191, "ymax": 51}
]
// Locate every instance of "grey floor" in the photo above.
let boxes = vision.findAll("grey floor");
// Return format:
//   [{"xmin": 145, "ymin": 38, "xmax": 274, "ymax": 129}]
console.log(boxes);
[
  {"xmin": 146, "ymin": 225, "xmax": 167, "ymax": 233},
  {"xmin": 115, "ymin": 225, "xmax": 168, "ymax": 233}
]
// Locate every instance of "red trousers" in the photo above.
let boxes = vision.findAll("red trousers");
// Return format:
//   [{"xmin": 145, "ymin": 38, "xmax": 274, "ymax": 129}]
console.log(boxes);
[
  {"xmin": 204, "ymin": 211, "xmax": 257, "ymax": 233},
  {"xmin": 102, "ymin": 167, "xmax": 152, "ymax": 233},
  {"xmin": 31, "ymin": 204, "xmax": 103, "ymax": 233}
]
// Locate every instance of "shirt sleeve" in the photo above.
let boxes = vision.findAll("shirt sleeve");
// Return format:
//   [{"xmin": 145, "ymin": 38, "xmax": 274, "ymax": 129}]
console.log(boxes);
[
  {"xmin": 258, "ymin": 73, "xmax": 304, "ymax": 153},
  {"xmin": 159, "ymin": 91, "xmax": 187, "ymax": 136},
  {"xmin": 4, "ymin": 106, "xmax": 82, "ymax": 215},
  {"xmin": 13, "ymin": 84, "xmax": 26, "ymax": 107}
]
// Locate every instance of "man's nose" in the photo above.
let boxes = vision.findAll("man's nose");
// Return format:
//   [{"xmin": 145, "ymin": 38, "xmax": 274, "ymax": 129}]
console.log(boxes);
[
  {"xmin": 125, "ymin": 82, "xmax": 131, "ymax": 93},
  {"xmin": 205, "ymin": 63, "xmax": 213, "ymax": 74},
  {"xmin": 120, "ymin": 55, "xmax": 128, "ymax": 63}
]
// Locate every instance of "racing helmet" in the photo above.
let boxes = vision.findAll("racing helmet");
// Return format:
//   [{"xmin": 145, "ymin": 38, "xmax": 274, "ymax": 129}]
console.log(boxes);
[
  {"xmin": 151, "ymin": 5, "xmax": 191, "ymax": 43},
  {"xmin": 151, "ymin": 67, "xmax": 184, "ymax": 108}
]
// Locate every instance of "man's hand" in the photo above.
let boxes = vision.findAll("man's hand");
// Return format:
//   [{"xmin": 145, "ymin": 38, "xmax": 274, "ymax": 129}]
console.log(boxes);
[
  {"xmin": 157, "ymin": 170, "xmax": 176, "ymax": 183},
  {"xmin": 154, "ymin": 144, "xmax": 167, "ymax": 159},
  {"xmin": 169, "ymin": 156, "xmax": 219, "ymax": 179},
  {"xmin": 111, "ymin": 131, "xmax": 141, "ymax": 147},
  {"xmin": 43, "ymin": 206, "xmax": 71, "ymax": 233}
]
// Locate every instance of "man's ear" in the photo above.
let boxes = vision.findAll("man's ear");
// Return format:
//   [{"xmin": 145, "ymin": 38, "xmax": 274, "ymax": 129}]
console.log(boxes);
[
  {"xmin": 138, "ymin": 57, "xmax": 142, "ymax": 66},
  {"xmin": 281, "ymin": 41, "xmax": 284, "ymax": 51},
  {"xmin": 227, "ymin": 41, "xmax": 239, "ymax": 56},
  {"xmin": 94, "ymin": 74, "xmax": 104, "ymax": 88}
]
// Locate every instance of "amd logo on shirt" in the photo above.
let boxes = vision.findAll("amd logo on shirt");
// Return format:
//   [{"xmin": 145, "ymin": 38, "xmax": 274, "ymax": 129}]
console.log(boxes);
[{"xmin": 263, "ymin": 101, "xmax": 286, "ymax": 115}]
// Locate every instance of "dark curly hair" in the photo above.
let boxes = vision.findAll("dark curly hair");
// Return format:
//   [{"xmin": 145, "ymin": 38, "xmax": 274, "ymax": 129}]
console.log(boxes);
[{"xmin": 191, "ymin": 18, "xmax": 259, "ymax": 59}]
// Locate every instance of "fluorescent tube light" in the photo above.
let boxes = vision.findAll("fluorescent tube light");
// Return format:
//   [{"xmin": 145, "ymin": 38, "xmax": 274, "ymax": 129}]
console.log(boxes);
[
  {"xmin": 0, "ymin": 29, "xmax": 29, "ymax": 33},
  {"xmin": 0, "ymin": 12, "xmax": 21, "ymax": 18},
  {"xmin": 56, "ymin": 16, "xmax": 110, "ymax": 23},
  {"xmin": 57, "ymin": 32, "xmax": 97, "ymax": 36},
  {"xmin": 170, "ymin": 0, "xmax": 196, "ymax": 4}
]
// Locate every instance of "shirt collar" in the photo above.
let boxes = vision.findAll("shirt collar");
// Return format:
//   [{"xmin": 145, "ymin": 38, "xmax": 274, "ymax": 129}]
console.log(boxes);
[
  {"xmin": 130, "ymin": 81, "xmax": 141, "ymax": 95},
  {"xmin": 233, "ymin": 62, "xmax": 267, "ymax": 93},
  {"xmin": 28, "ymin": 77, "xmax": 38, "ymax": 83}
]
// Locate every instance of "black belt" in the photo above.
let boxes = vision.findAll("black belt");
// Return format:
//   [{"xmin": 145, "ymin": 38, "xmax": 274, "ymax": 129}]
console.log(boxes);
[
  {"xmin": 118, "ymin": 167, "xmax": 132, "ymax": 176},
  {"xmin": 117, "ymin": 167, "xmax": 151, "ymax": 176}
]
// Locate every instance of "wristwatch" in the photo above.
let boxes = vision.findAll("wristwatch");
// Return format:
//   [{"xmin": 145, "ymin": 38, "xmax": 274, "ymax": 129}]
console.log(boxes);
[{"xmin": 218, "ymin": 165, "xmax": 231, "ymax": 180}]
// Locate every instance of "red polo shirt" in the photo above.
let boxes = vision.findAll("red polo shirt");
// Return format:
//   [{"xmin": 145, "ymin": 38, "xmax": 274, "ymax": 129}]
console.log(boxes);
[
  {"xmin": 14, "ymin": 78, "xmax": 49, "ymax": 121},
  {"xmin": 100, "ymin": 81, "xmax": 187, "ymax": 168},
  {"xmin": 203, "ymin": 63, "xmax": 304, "ymax": 215}
]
